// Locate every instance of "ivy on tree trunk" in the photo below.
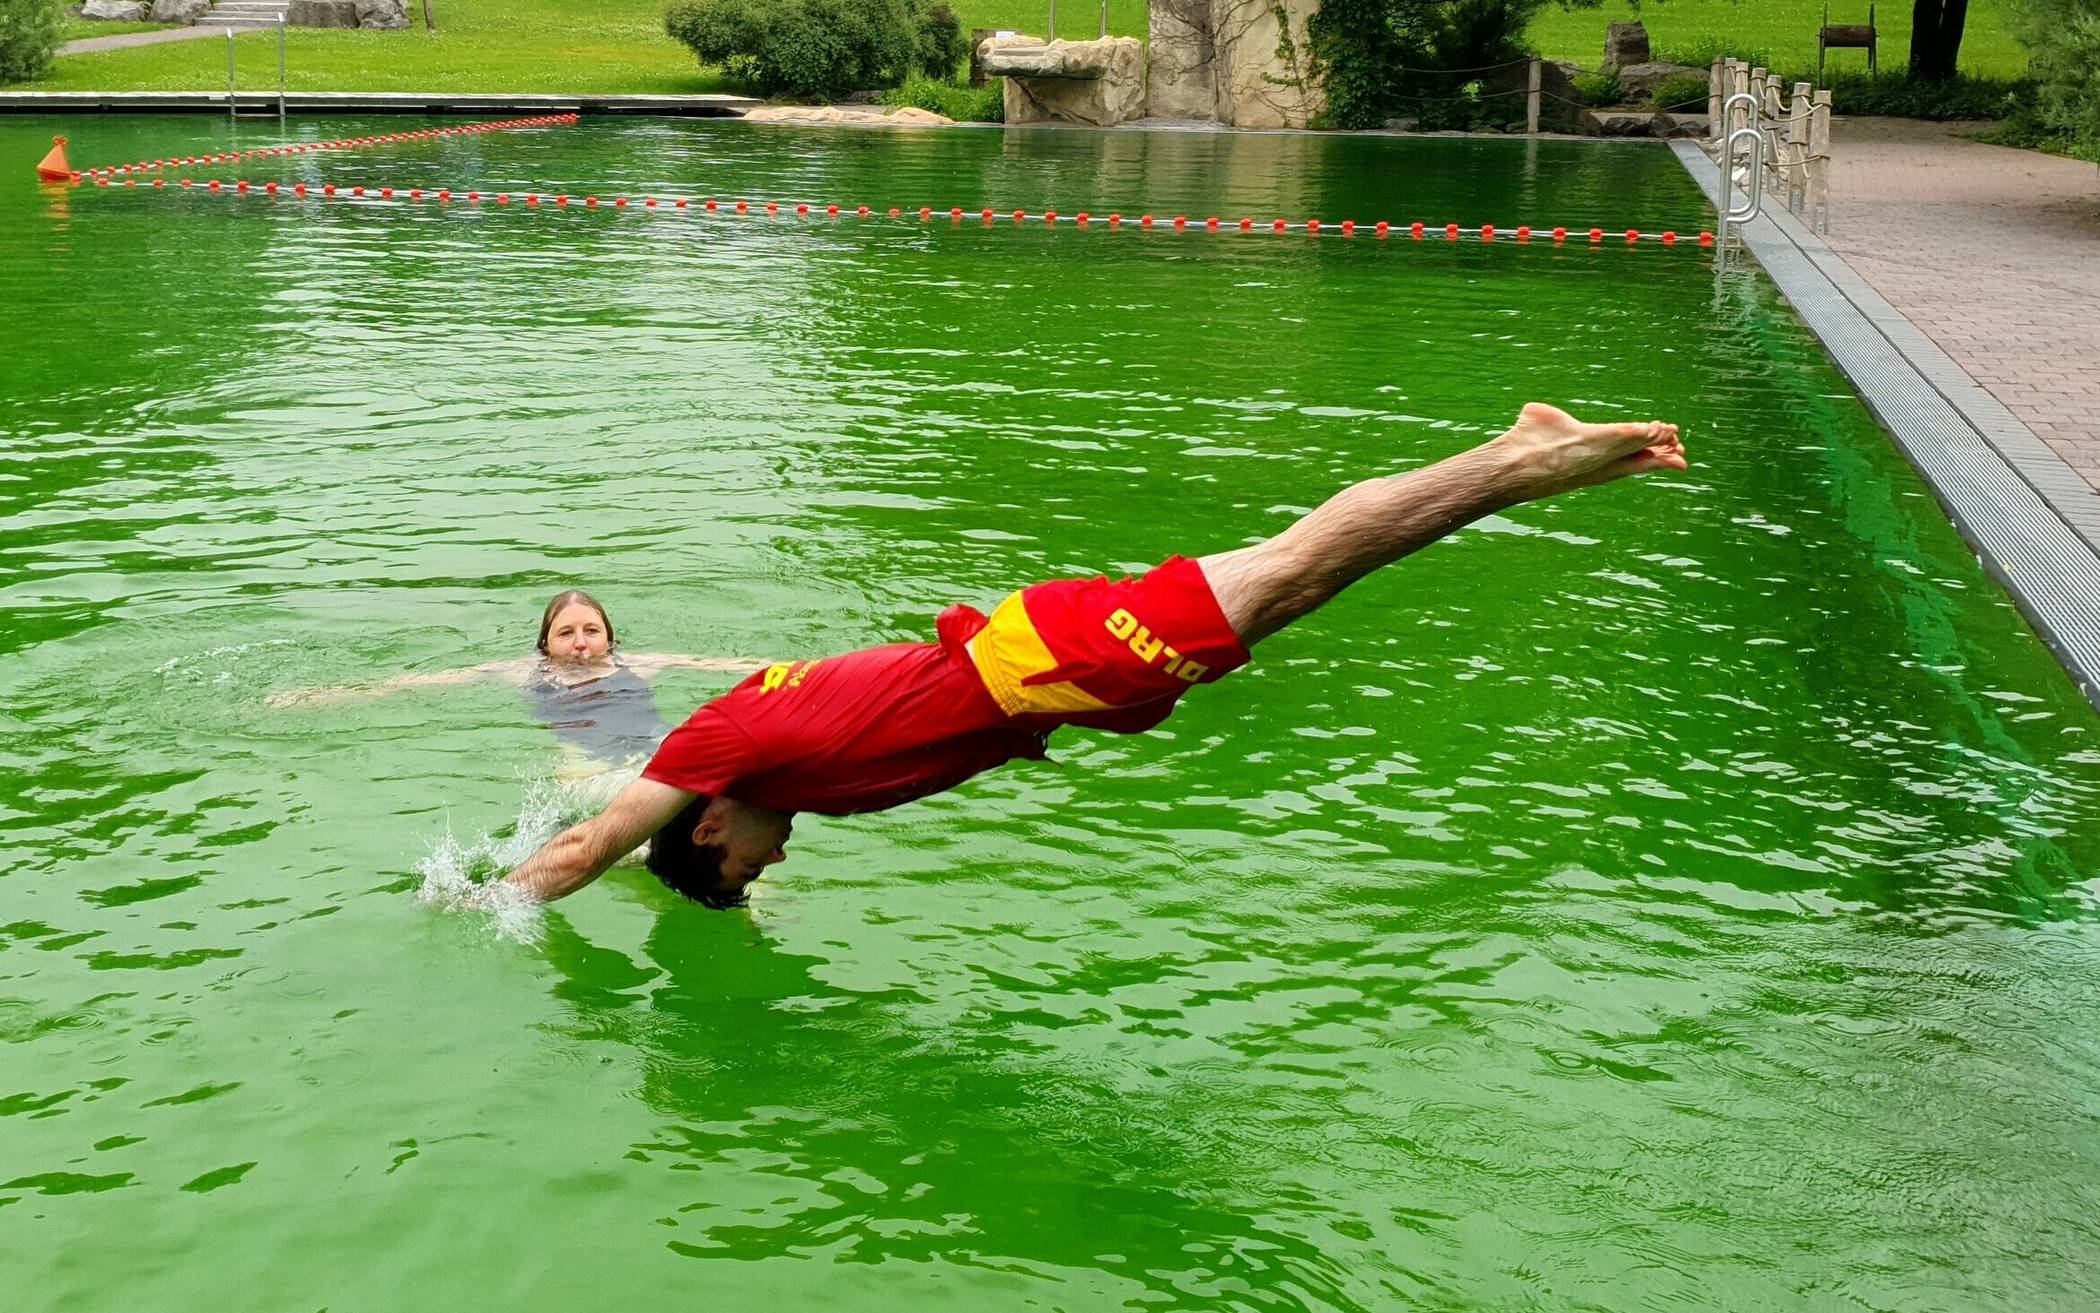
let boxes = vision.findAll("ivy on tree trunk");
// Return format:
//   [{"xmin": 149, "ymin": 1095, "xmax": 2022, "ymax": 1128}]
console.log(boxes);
[{"xmin": 1908, "ymin": 0, "xmax": 1969, "ymax": 81}]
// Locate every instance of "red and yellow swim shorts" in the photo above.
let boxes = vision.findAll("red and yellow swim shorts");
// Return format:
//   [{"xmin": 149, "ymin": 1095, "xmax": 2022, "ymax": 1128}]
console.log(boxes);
[{"xmin": 937, "ymin": 555, "xmax": 1252, "ymax": 735}]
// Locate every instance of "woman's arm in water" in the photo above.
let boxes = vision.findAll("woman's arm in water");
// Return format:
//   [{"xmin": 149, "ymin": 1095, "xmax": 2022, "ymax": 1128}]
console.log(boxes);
[
  {"xmin": 266, "ymin": 658, "xmax": 535, "ymax": 708},
  {"xmin": 618, "ymin": 653, "xmax": 769, "ymax": 677},
  {"xmin": 503, "ymin": 776, "xmax": 694, "ymax": 901}
]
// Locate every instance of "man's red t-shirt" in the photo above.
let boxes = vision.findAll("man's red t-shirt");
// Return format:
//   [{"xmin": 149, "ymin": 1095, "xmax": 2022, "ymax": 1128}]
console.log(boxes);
[
  {"xmin": 642, "ymin": 556, "xmax": 1250, "ymax": 816},
  {"xmin": 641, "ymin": 608, "xmax": 1047, "ymax": 816}
]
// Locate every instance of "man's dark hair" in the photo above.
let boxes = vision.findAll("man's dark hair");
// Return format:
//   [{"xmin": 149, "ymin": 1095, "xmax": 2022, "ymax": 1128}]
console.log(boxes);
[{"xmin": 646, "ymin": 794, "xmax": 746, "ymax": 909}]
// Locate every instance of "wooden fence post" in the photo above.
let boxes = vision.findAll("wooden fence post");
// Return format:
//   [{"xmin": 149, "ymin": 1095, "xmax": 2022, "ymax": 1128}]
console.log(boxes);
[
  {"xmin": 1786, "ymin": 82, "xmax": 1811, "ymax": 213},
  {"xmin": 1709, "ymin": 58, "xmax": 1723, "ymax": 139},
  {"xmin": 1527, "ymin": 58, "xmax": 1541, "ymax": 135},
  {"xmin": 1810, "ymin": 89, "xmax": 1832, "ymax": 233}
]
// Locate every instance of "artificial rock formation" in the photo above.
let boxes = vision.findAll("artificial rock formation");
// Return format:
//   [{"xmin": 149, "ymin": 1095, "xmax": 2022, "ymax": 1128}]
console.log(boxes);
[
  {"xmin": 1145, "ymin": 0, "xmax": 1323, "ymax": 128},
  {"xmin": 148, "ymin": 0, "xmax": 210, "ymax": 21},
  {"xmin": 80, "ymin": 0, "xmax": 147, "ymax": 18},
  {"xmin": 981, "ymin": 35, "xmax": 1148, "ymax": 128}
]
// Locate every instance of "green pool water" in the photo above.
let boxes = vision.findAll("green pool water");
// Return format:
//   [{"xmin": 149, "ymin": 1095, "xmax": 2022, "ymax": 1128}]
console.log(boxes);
[{"xmin": 3, "ymin": 116, "xmax": 2098, "ymax": 1311}]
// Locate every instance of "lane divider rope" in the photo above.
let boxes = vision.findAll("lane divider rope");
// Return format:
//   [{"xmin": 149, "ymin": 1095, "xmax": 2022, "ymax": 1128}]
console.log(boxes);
[
  {"xmin": 84, "ymin": 176, "xmax": 1717, "ymax": 246},
  {"xmin": 60, "ymin": 114, "xmax": 578, "ymax": 183}
]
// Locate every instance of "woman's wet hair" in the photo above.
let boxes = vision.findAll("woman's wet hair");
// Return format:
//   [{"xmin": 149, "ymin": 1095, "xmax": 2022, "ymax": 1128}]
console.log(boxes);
[
  {"xmin": 646, "ymin": 794, "xmax": 746, "ymax": 909},
  {"xmin": 537, "ymin": 589, "xmax": 616, "ymax": 655}
]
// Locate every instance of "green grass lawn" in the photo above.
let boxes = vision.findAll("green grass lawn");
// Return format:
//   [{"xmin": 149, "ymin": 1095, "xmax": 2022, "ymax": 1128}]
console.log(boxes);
[
  {"xmin": 1527, "ymin": 0, "xmax": 2028, "ymax": 80},
  {"xmin": 30, "ymin": 0, "xmax": 2028, "ymax": 94}
]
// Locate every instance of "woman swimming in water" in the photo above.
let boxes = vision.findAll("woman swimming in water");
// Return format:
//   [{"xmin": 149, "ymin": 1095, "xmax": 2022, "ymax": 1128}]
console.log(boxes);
[{"xmin": 271, "ymin": 589, "xmax": 762, "ymax": 765}]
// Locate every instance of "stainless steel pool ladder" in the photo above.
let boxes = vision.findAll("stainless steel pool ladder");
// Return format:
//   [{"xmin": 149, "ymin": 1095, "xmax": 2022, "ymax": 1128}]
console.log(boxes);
[
  {"xmin": 1716, "ymin": 91, "xmax": 1766, "ymax": 247},
  {"xmin": 224, "ymin": 17, "xmax": 289, "ymax": 125}
]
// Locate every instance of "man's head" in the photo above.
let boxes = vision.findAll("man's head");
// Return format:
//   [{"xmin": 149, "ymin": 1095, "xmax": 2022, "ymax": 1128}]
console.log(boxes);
[{"xmin": 646, "ymin": 794, "xmax": 792, "ymax": 909}]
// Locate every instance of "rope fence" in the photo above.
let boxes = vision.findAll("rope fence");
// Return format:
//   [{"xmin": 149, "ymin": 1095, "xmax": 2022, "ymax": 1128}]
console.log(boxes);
[{"xmin": 1706, "ymin": 57, "xmax": 1833, "ymax": 233}]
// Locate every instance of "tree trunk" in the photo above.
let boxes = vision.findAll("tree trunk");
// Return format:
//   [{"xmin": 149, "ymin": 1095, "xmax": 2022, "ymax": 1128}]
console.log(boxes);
[
  {"xmin": 422, "ymin": 0, "xmax": 435, "ymax": 30},
  {"xmin": 1908, "ymin": 0, "xmax": 1969, "ymax": 82}
]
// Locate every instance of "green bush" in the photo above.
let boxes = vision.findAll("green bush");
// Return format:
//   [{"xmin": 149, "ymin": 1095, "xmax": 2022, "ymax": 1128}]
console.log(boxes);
[
  {"xmin": 2010, "ymin": 0, "xmax": 2100, "ymax": 160},
  {"xmin": 1814, "ymin": 70, "xmax": 2034, "ymax": 118},
  {"xmin": 1310, "ymin": 0, "xmax": 1552, "ymax": 130},
  {"xmin": 1647, "ymin": 71, "xmax": 1711, "ymax": 110},
  {"xmin": 881, "ymin": 74, "xmax": 1003, "ymax": 120},
  {"xmin": 1569, "ymin": 69, "xmax": 1619, "ymax": 105},
  {"xmin": 665, "ymin": 0, "xmax": 960, "ymax": 100},
  {"xmin": 913, "ymin": 1, "xmax": 966, "ymax": 80},
  {"xmin": 0, "ymin": 0, "xmax": 65, "ymax": 86}
]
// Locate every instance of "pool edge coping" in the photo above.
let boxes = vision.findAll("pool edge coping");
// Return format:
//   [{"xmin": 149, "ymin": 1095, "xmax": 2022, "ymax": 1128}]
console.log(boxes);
[{"xmin": 1670, "ymin": 139, "xmax": 2100, "ymax": 714}]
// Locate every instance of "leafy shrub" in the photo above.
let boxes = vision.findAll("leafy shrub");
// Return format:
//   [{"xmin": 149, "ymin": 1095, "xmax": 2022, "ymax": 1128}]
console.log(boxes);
[
  {"xmin": 1655, "ymin": 34, "xmax": 1777, "ymax": 74},
  {"xmin": 1570, "ymin": 69, "xmax": 1619, "ymax": 105},
  {"xmin": 2010, "ymin": 0, "xmax": 2100, "ymax": 159},
  {"xmin": 1814, "ymin": 70, "xmax": 2034, "ymax": 119},
  {"xmin": 881, "ymin": 75, "xmax": 1003, "ymax": 121},
  {"xmin": 0, "ymin": 0, "xmax": 64, "ymax": 86},
  {"xmin": 665, "ymin": 0, "xmax": 960, "ymax": 100},
  {"xmin": 913, "ymin": 1, "xmax": 966, "ymax": 80},
  {"xmin": 1310, "ymin": 0, "xmax": 1551, "ymax": 130},
  {"xmin": 1647, "ymin": 71, "xmax": 1711, "ymax": 111}
]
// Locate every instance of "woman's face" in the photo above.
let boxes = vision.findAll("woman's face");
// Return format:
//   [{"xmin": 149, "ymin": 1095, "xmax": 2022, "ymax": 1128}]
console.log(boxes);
[{"xmin": 544, "ymin": 602, "xmax": 612, "ymax": 664}]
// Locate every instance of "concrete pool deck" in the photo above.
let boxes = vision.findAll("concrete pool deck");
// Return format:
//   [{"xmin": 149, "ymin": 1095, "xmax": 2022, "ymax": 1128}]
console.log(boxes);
[{"xmin": 1673, "ymin": 138, "xmax": 2100, "ymax": 711}]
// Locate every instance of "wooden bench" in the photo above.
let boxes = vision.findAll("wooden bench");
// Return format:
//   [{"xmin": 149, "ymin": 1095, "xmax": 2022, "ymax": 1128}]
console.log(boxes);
[{"xmin": 1819, "ymin": 3, "xmax": 1878, "ymax": 77}]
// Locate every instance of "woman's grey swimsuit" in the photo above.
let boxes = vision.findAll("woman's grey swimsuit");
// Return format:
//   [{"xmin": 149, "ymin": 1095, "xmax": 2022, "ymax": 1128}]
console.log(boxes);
[{"xmin": 523, "ymin": 660, "xmax": 671, "ymax": 763}]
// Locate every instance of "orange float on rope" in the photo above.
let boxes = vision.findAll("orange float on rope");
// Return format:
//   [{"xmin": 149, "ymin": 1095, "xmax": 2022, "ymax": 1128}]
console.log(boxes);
[
  {"xmin": 765, "ymin": 201, "xmax": 779, "ymax": 214},
  {"xmin": 950, "ymin": 206, "xmax": 963, "ymax": 218},
  {"xmin": 794, "ymin": 202, "xmax": 807, "ymax": 215},
  {"xmin": 1340, "ymin": 220, "xmax": 1354, "ymax": 236},
  {"xmin": 1482, "ymin": 224, "xmax": 1495, "ymax": 240},
  {"xmin": 1588, "ymin": 227, "xmax": 1603, "ymax": 241},
  {"xmin": 1698, "ymin": 231, "xmax": 1714, "ymax": 245},
  {"xmin": 1445, "ymin": 223, "xmax": 1459, "ymax": 239},
  {"xmin": 857, "ymin": 205, "xmax": 868, "ymax": 217},
  {"xmin": 1552, "ymin": 226, "xmax": 1566, "ymax": 240},
  {"xmin": 1046, "ymin": 210, "xmax": 1059, "ymax": 223},
  {"xmin": 1410, "ymin": 222, "xmax": 1424, "ymax": 238},
  {"xmin": 825, "ymin": 203, "xmax": 837, "ymax": 216},
  {"xmin": 1205, "ymin": 217, "xmax": 1219, "ymax": 231},
  {"xmin": 1140, "ymin": 214, "xmax": 1154, "ymax": 227},
  {"xmin": 1516, "ymin": 225, "xmax": 1530, "ymax": 241},
  {"xmin": 1108, "ymin": 213, "xmax": 1121, "ymax": 227},
  {"xmin": 1272, "ymin": 218, "xmax": 1286, "ymax": 232},
  {"xmin": 1238, "ymin": 217, "xmax": 1253, "ymax": 231},
  {"xmin": 1375, "ymin": 220, "xmax": 1389, "ymax": 238}
]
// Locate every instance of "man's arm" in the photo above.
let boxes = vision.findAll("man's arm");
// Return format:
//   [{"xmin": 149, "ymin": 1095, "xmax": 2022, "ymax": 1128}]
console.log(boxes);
[{"xmin": 502, "ymin": 776, "xmax": 694, "ymax": 901}]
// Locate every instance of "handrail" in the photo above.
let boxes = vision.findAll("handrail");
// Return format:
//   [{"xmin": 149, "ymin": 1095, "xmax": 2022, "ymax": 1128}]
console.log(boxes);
[{"xmin": 1716, "ymin": 92, "xmax": 1764, "ymax": 246}]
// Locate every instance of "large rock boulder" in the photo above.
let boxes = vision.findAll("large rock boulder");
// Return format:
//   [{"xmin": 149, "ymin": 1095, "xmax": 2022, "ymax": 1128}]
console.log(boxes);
[
  {"xmin": 985, "ymin": 35, "xmax": 1147, "ymax": 128},
  {"xmin": 1603, "ymin": 20, "xmax": 1650, "ymax": 70},
  {"xmin": 287, "ymin": 0, "xmax": 358, "ymax": 26},
  {"xmin": 80, "ymin": 0, "xmax": 146, "ymax": 18},
  {"xmin": 1615, "ymin": 60, "xmax": 1702, "ymax": 102},
  {"xmin": 355, "ymin": 0, "xmax": 407, "ymax": 29},
  {"xmin": 149, "ymin": 0, "xmax": 209, "ymax": 20},
  {"xmin": 1211, "ymin": 0, "xmax": 1322, "ymax": 128},
  {"xmin": 1146, "ymin": 0, "xmax": 1216, "ymax": 119}
]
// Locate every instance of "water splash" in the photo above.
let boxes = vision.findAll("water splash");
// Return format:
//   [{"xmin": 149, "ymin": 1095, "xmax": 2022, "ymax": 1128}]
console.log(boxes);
[{"xmin": 413, "ymin": 773, "xmax": 590, "ymax": 946}]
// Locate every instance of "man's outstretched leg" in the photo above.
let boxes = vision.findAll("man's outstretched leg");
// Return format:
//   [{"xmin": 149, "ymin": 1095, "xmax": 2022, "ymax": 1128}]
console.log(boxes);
[{"xmin": 1199, "ymin": 404, "xmax": 1685, "ymax": 647}]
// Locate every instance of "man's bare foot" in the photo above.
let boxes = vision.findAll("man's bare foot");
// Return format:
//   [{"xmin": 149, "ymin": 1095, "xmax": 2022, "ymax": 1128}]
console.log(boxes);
[{"xmin": 1488, "ymin": 402, "xmax": 1686, "ymax": 500}]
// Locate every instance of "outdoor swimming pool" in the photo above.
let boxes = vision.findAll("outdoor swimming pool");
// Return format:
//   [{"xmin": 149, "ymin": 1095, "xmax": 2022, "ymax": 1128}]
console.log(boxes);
[{"xmin": 4, "ymin": 115, "xmax": 2098, "ymax": 1310}]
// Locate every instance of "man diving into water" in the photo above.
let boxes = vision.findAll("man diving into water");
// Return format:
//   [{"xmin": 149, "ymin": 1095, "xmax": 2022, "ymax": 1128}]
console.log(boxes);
[{"xmin": 503, "ymin": 404, "xmax": 1686, "ymax": 908}]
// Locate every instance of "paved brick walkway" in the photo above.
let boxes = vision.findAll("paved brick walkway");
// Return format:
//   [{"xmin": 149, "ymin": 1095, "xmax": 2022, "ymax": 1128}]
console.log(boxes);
[{"xmin": 1823, "ymin": 117, "xmax": 2100, "ymax": 491}]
